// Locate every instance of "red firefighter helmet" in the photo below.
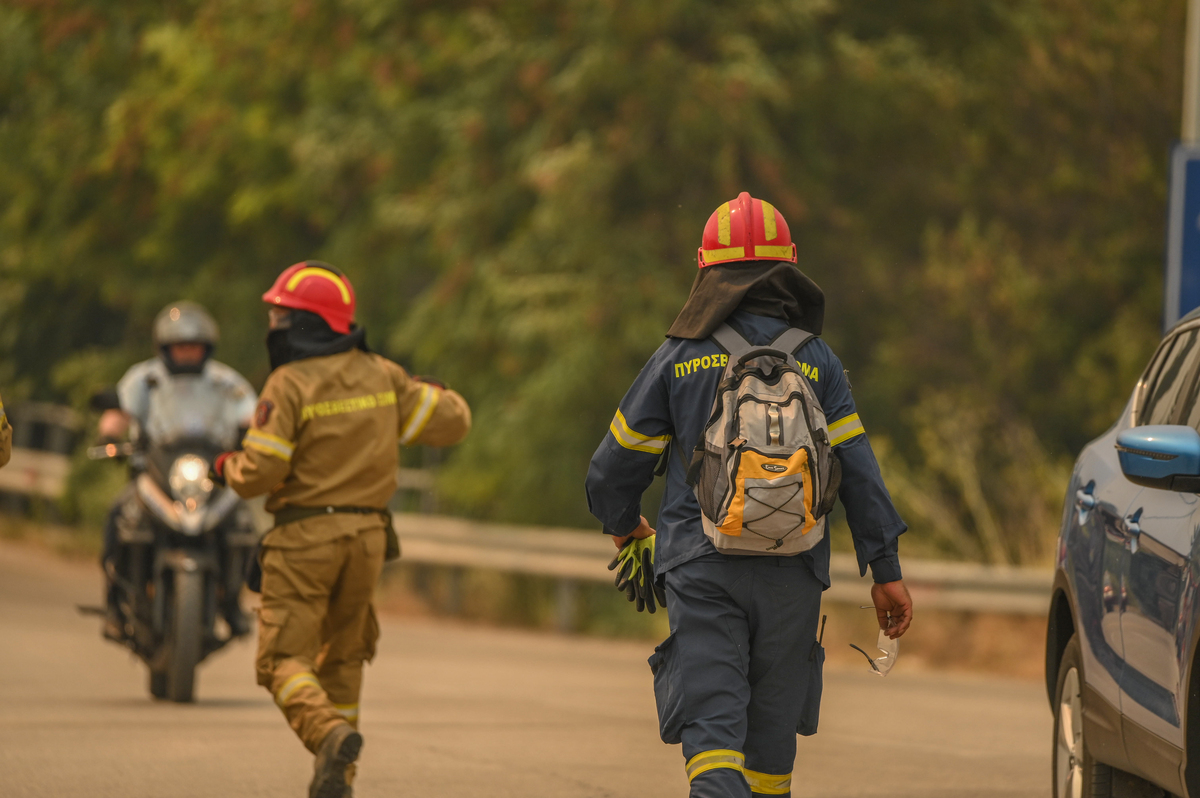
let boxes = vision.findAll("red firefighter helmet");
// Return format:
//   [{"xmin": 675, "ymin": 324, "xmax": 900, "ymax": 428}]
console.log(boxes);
[
  {"xmin": 697, "ymin": 192, "xmax": 797, "ymax": 269},
  {"xmin": 262, "ymin": 261, "xmax": 357, "ymax": 334}
]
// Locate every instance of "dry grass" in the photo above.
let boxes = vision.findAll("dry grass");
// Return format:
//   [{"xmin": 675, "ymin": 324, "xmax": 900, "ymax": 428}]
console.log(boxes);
[
  {"xmin": 0, "ymin": 514, "xmax": 101, "ymax": 560},
  {"xmin": 0, "ymin": 516, "xmax": 1050, "ymax": 681}
]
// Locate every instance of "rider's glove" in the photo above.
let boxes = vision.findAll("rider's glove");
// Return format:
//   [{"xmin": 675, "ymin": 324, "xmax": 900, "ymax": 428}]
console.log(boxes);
[
  {"xmin": 607, "ymin": 536, "xmax": 667, "ymax": 614},
  {"xmin": 209, "ymin": 452, "xmax": 233, "ymax": 487}
]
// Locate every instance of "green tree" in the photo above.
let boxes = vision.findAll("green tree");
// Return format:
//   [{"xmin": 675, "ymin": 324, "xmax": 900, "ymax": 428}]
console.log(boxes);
[{"xmin": 0, "ymin": 0, "xmax": 1184, "ymax": 562}]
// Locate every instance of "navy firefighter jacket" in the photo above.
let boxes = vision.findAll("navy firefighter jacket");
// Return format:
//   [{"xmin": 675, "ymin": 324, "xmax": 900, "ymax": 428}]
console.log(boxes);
[{"xmin": 585, "ymin": 309, "xmax": 906, "ymax": 586}]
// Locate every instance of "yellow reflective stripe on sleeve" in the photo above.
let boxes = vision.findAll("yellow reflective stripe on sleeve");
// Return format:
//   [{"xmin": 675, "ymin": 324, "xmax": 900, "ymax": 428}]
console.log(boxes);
[
  {"xmin": 743, "ymin": 768, "xmax": 792, "ymax": 795},
  {"xmin": 701, "ymin": 246, "xmax": 746, "ymax": 264},
  {"xmin": 399, "ymin": 384, "xmax": 440, "ymax": 445},
  {"xmin": 244, "ymin": 429, "xmax": 295, "ymax": 462},
  {"xmin": 334, "ymin": 703, "xmax": 360, "ymax": 720},
  {"xmin": 754, "ymin": 245, "xmax": 794, "ymax": 259},
  {"xmin": 761, "ymin": 200, "xmax": 777, "ymax": 241},
  {"xmin": 275, "ymin": 671, "xmax": 321, "ymax": 706},
  {"xmin": 686, "ymin": 749, "xmax": 745, "ymax": 782},
  {"xmin": 609, "ymin": 409, "xmax": 671, "ymax": 455},
  {"xmin": 828, "ymin": 413, "xmax": 865, "ymax": 446}
]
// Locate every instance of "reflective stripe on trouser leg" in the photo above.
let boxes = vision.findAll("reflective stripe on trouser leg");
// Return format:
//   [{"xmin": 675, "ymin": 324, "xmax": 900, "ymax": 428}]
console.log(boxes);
[
  {"xmin": 743, "ymin": 767, "xmax": 792, "ymax": 795},
  {"xmin": 334, "ymin": 704, "xmax": 360, "ymax": 725},
  {"xmin": 686, "ymin": 749, "xmax": 745, "ymax": 781},
  {"xmin": 270, "ymin": 659, "xmax": 349, "ymax": 753},
  {"xmin": 316, "ymin": 651, "xmax": 368, "ymax": 729}
]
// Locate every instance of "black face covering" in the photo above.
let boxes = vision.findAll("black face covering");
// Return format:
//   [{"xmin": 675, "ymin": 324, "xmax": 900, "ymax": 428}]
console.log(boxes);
[
  {"xmin": 266, "ymin": 310, "xmax": 369, "ymax": 371},
  {"xmin": 665, "ymin": 261, "xmax": 825, "ymax": 340},
  {"xmin": 159, "ymin": 344, "xmax": 214, "ymax": 375}
]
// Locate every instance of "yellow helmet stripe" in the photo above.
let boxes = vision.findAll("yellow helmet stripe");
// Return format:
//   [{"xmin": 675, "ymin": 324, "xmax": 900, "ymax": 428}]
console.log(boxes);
[
  {"xmin": 753, "ymin": 245, "xmax": 793, "ymax": 259},
  {"xmin": 717, "ymin": 202, "xmax": 731, "ymax": 246},
  {"xmin": 701, "ymin": 246, "xmax": 746, "ymax": 264},
  {"xmin": 286, "ymin": 267, "xmax": 352, "ymax": 304},
  {"xmin": 760, "ymin": 200, "xmax": 777, "ymax": 241}
]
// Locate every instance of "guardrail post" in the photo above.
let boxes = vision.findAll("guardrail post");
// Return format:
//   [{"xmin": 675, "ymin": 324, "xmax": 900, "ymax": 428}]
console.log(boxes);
[{"xmin": 556, "ymin": 578, "xmax": 578, "ymax": 633}]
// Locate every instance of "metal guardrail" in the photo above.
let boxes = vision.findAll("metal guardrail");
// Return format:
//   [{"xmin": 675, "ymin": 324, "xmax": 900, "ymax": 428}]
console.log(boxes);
[
  {"xmin": 0, "ymin": 402, "xmax": 81, "ymax": 500},
  {"xmin": 391, "ymin": 513, "xmax": 1054, "ymax": 618}
]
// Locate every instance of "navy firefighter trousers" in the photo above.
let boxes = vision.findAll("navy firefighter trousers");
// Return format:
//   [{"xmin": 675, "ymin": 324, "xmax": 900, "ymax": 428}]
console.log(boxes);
[{"xmin": 651, "ymin": 556, "xmax": 825, "ymax": 798}]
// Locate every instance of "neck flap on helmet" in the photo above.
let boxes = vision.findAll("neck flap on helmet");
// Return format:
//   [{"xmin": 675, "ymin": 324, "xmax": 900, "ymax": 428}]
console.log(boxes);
[{"xmin": 665, "ymin": 261, "xmax": 825, "ymax": 340}]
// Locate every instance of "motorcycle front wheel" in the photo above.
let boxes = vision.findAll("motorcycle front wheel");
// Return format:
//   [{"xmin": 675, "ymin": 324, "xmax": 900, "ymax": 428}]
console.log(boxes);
[{"xmin": 165, "ymin": 568, "xmax": 204, "ymax": 702}]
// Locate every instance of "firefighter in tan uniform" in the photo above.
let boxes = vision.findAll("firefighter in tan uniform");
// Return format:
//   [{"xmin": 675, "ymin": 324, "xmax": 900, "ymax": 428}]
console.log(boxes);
[
  {"xmin": 212, "ymin": 262, "xmax": 471, "ymax": 798},
  {"xmin": 0, "ymin": 391, "xmax": 11, "ymax": 467}
]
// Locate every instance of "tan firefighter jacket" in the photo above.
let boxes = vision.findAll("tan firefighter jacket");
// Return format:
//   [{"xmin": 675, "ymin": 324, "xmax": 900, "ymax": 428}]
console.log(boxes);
[{"xmin": 223, "ymin": 348, "xmax": 470, "ymax": 548}]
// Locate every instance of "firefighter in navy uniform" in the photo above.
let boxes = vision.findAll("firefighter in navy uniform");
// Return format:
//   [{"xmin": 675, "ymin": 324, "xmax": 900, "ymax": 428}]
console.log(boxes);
[
  {"xmin": 586, "ymin": 193, "xmax": 913, "ymax": 798},
  {"xmin": 212, "ymin": 262, "xmax": 471, "ymax": 798}
]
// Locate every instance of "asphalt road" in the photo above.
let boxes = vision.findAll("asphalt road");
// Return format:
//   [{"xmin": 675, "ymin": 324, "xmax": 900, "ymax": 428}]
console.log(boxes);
[{"xmin": 0, "ymin": 540, "xmax": 1050, "ymax": 797}]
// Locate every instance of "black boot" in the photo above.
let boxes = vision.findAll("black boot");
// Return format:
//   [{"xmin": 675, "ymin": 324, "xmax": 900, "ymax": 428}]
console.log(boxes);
[
  {"xmin": 102, "ymin": 605, "xmax": 126, "ymax": 642},
  {"xmin": 102, "ymin": 568, "xmax": 127, "ymax": 642},
  {"xmin": 310, "ymin": 724, "xmax": 362, "ymax": 798}
]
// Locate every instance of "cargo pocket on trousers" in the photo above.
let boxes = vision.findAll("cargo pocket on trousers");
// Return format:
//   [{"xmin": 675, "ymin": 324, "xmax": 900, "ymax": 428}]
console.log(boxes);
[
  {"xmin": 649, "ymin": 633, "xmax": 684, "ymax": 745},
  {"xmin": 797, "ymin": 642, "xmax": 824, "ymax": 736},
  {"xmin": 256, "ymin": 607, "xmax": 288, "ymax": 687},
  {"xmin": 363, "ymin": 605, "xmax": 380, "ymax": 663}
]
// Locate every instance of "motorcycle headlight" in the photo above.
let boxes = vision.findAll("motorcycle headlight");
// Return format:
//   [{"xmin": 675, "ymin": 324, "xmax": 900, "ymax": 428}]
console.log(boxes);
[{"xmin": 168, "ymin": 454, "xmax": 214, "ymax": 510}]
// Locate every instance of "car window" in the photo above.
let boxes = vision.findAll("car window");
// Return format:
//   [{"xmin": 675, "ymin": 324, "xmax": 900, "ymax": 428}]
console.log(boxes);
[
  {"xmin": 1144, "ymin": 329, "xmax": 1200, "ymax": 425},
  {"xmin": 1138, "ymin": 335, "xmax": 1179, "ymax": 423},
  {"xmin": 1182, "ymin": 344, "xmax": 1200, "ymax": 430}
]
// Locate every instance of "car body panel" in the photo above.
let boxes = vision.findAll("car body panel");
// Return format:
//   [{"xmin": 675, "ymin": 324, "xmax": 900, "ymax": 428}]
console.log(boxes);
[
  {"xmin": 1052, "ymin": 315, "xmax": 1200, "ymax": 796},
  {"xmin": 1065, "ymin": 417, "xmax": 1138, "ymax": 732}
]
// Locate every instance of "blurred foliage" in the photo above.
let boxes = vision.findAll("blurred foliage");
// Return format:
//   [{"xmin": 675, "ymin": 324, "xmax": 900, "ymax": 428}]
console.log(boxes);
[{"xmin": 0, "ymin": 0, "xmax": 1183, "ymax": 563}]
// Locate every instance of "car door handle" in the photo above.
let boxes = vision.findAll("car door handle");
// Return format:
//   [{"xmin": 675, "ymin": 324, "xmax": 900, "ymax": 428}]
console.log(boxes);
[
  {"xmin": 1076, "ymin": 489, "xmax": 1097, "ymax": 510},
  {"xmin": 1125, "ymin": 508, "xmax": 1143, "ymax": 553},
  {"xmin": 1075, "ymin": 481, "xmax": 1097, "ymax": 524}
]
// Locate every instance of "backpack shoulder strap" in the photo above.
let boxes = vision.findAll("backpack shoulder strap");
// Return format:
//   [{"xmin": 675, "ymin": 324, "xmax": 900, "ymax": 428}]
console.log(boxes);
[
  {"xmin": 770, "ymin": 327, "xmax": 816, "ymax": 356},
  {"xmin": 711, "ymin": 323, "xmax": 753, "ymax": 360}
]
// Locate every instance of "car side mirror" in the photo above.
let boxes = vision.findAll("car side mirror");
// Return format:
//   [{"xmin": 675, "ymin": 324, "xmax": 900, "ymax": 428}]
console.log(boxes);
[{"xmin": 1116, "ymin": 425, "xmax": 1200, "ymax": 491}]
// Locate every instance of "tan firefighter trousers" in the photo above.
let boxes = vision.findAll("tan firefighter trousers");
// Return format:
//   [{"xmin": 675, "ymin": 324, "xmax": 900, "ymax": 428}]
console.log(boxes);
[{"xmin": 256, "ymin": 525, "xmax": 385, "ymax": 753}]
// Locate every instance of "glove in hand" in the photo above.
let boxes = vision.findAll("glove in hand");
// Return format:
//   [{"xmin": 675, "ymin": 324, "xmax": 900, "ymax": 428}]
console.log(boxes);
[
  {"xmin": 209, "ymin": 452, "xmax": 233, "ymax": 487},
  {"xmin": 607, "ymin": 536, "xmax": 668, "ymax": 614}
]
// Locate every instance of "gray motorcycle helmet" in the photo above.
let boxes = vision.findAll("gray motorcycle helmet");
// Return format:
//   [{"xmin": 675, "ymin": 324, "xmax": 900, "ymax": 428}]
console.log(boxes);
[{"xmin": 153, "ymin": 301, "xmax": 219, "ymax": 374}]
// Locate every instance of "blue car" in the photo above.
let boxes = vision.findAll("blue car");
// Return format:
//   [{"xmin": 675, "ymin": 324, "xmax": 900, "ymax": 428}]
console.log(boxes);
[{"xmin": 1048, "ymin": 309, "xmax": 1200, "ymax": 798}]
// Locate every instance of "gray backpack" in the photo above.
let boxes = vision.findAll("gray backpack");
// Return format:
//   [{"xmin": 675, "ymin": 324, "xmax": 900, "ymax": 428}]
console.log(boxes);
[{"xmin": 686, "ymin": 324, "xmax": 841, "ymax": 555}]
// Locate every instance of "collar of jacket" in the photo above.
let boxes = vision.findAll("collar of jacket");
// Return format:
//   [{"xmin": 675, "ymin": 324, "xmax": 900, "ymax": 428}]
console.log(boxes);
[
  {"xmin": 267, "ymin": 310, "xmax": 369, "ymax": 371},
  {"xmin": 665, "ymin": 261, "xmax": 825, "ymax": 340}
]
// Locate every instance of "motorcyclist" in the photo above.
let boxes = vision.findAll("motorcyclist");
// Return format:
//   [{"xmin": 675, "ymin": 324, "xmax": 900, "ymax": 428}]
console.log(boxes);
[{"xmin": 98, "ymin": 301, "xmax": 258, "ymax": 640}]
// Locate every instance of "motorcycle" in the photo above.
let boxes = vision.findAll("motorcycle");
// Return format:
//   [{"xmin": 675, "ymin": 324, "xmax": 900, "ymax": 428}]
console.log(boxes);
[{"xmin": 88, "ymin": 437, "xmax": 258, "ymax": 702}]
